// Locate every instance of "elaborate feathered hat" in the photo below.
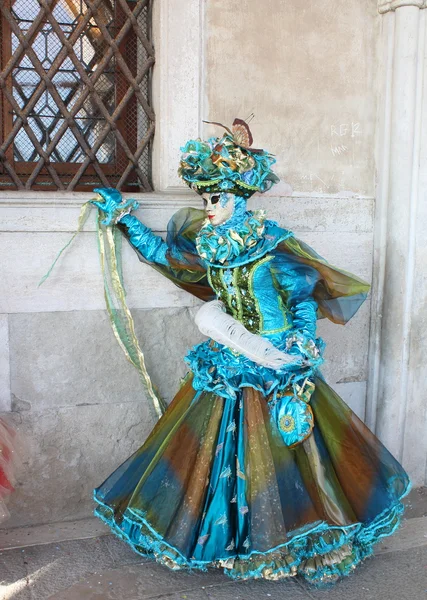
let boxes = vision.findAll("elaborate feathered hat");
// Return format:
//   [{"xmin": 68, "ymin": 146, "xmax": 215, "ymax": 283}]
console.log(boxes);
[{"xmin": 178, "ymin": 118, "xmax": 279, "ymax": 198}]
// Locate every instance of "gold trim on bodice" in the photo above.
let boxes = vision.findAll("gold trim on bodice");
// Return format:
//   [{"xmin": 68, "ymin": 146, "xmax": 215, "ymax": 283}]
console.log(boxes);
[{"xmin": 207, "ymin": 256, "xmax": 292, "ymax": 335}]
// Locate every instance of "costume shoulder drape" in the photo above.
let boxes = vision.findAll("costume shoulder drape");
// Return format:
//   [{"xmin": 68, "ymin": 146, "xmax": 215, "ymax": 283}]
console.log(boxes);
[
  {"xmin": 119, "ymin": 207, "xmax": 214, "ymax": 302},
  {"xmin": 271, "ymin": 236, "xmax": 370, "ymax": 325},
  {"xmin": 122, "ymin": 207, "xmax": 370, "ymax": 325}
]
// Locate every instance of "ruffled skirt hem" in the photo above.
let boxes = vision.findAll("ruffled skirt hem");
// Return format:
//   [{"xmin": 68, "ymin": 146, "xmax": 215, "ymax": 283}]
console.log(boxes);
[{"xmin": 93, "ymin": 479, "xmax": 411, "ymax": 586}]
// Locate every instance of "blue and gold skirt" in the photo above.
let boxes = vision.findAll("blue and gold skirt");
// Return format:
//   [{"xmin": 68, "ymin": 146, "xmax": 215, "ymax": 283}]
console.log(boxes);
[{"xmin": 93, "ymin": 367, "xmax": 410, "ymax": 586}]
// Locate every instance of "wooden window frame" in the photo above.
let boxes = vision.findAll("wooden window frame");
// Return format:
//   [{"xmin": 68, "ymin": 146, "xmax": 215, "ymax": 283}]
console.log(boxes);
[{"xmin": 0, "ymin": 0, "xmax": 155, "ymax": 192}]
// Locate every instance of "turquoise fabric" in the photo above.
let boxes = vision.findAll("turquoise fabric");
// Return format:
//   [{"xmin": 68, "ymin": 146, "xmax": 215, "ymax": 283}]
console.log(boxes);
[
  {"xmin": 92, "ymin": 187, "xmax": 139, "ymax": 226},
  {"xmin": 271, "ymin": 394, "xmax": 314, "ymax": 447},
  {"xmin": 94, "ymin": 375, "xmax": 410, "ymax": 585},
  {"xmin": 185, "ymin": 338, "xmax": 323, "ymax": 403},
  {"xmin": 179, "ymin": 135, "xmax": 279, "ymax": 196},
  {"xmin": 252, "ymin": 258, "xmax": 290, "ymax": 333},
  {"xmin": 197, "ymin": 218, "xmax": 293, "ymax": 268},
  {"xmin": 120, "ymin": 214, "xmax": 170, "ymax": 266},
  {"xmin": 191, "ymin": 393, "xmax": 249, "ymax": 559},
  {"xmin": 92, "ymin": 191, "xmax": 410, "ymax": 586}
]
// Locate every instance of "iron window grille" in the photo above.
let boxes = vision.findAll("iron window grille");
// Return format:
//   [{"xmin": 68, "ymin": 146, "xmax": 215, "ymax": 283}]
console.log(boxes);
[{"xmin": 0, "ymin": 0, "xmax": 155, "ymax": 192}]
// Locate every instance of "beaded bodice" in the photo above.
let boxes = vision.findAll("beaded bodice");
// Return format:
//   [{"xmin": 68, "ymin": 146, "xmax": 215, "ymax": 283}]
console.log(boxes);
[{"xmin": 207, "ymin": 255, "xmax": 293, "ymax": 336}]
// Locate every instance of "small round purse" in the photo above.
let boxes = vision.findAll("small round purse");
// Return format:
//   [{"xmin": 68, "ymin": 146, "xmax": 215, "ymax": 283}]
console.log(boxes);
[{"xmin": 270, "ymin": 378, "xmax": 316, "ymax": 448}]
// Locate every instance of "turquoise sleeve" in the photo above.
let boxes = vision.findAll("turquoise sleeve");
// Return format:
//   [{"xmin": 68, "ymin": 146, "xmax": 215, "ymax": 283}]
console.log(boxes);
[{"xmin": 119, "ymin": 214, "xmax": 169, "ymax": 267}]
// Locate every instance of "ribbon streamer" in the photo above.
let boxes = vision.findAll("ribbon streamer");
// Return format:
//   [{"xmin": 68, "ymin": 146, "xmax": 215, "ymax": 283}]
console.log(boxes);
[
  {"xmin": 39, "ymin": 203, "xmax": 165, "ymax": 420},
  {"xmin": 38, "ymin": 201, "xmax": 92, "ymax": 287},
  {"xmin": 97, "ymin": 214, "xmax": 166, "ymax": 419}
]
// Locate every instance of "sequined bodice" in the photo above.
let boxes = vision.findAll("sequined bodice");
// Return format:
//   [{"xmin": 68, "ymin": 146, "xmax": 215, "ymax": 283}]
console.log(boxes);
[{"xmin": 207, "ymin": 255, "xmax": 292, "ymax": 335}]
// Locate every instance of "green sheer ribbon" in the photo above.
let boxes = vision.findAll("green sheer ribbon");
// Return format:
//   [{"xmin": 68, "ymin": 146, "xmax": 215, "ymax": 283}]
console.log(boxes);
[
  {"xmin": 38, "ymin": 201, "xmax": 93, "ymax": 287},
  {"xmin": 39, "ymin": 202, "xmax": 165, "ymax": 420},
  {"xmin": 96, "ymin": 212, "xmax": 166, "ymax": 418}
]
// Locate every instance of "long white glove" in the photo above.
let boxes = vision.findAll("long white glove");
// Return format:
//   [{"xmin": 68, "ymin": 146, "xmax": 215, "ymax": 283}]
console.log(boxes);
[{"xmin": 195, "ymin": 300, "xmax": 301, "ymax": 370}]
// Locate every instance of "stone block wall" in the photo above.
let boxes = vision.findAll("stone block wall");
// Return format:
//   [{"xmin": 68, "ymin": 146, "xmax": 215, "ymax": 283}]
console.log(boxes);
[
  {"xmin": 1, "ymin": 0, "xmax": 426, "ymax": 528},
  {"xmin": 0, "ymin": 192, "xmax": 373, "ymax": 528}
]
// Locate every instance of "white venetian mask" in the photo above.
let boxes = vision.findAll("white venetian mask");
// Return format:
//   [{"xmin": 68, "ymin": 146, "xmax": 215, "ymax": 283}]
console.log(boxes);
[{"xmin": 201, "ymin": 192, "xmax": 235, "ymax": 227}]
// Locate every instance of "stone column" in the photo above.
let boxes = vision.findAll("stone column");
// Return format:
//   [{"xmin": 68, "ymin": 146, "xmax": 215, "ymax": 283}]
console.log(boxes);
[
  {"xmin": 151, "ymin": 0, "xmax": 205, "ymax": 192},
  {"xmin": 368, "ymin": 1, "xmax": 427, "ymax": 484}
]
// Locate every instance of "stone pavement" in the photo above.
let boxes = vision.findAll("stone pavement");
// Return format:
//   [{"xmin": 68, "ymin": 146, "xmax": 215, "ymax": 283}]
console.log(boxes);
[{"xmin": 1, "ymin": 489, "xmax": 426, "ymax": 600}]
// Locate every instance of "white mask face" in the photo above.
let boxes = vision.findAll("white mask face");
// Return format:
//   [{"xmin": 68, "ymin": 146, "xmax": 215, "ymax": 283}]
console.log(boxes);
[{"xmin": 202, "ymin": 192, "xmax": 235, "ymax": 227}]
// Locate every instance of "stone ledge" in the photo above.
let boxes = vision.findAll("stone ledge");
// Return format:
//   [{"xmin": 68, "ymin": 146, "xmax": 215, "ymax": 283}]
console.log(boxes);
[
  {"xmin": 0, "ymin": 190, "xmax": 196, "ymax": 208},
  {"xmin": 0, "ymin": 193, "xmax": 374, "ymax": 234},
  {"xmin": 0, "ymin": 190, "xmax": 375, "ymax": 206}
]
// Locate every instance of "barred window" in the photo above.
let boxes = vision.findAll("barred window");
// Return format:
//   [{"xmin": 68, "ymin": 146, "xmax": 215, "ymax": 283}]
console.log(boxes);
[{"xmin": 0, "ymin": 0, "xmax": 154, "ymax": 192}]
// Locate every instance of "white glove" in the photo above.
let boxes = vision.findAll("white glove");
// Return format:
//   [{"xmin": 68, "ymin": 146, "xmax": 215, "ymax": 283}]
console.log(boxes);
[{"xmin": 195, "ymin": 300, "xmax": 302, "ymax": 370}]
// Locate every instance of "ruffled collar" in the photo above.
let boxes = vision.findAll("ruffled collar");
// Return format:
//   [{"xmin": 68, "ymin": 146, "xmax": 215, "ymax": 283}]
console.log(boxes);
[{"xmin": 196, "ymin": 210, "xmax": 267, "ymax": 265}]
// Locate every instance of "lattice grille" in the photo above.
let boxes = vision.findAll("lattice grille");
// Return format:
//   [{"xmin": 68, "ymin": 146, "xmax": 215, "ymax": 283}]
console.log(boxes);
[{"xmin": 0, "ymin": 0, "xmax": 155, "ymax": 191}]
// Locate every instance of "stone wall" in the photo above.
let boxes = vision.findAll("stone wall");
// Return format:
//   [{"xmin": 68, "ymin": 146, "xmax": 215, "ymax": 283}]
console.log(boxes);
[
  {"xmin": 204, "ymin": 0, "xmax": 379, "ymax": 196},
  {"xmin": 369, "ymin": 2, "xmax": 427, "ymax": 485},
  {"xmin": 0, "ymin": 192, "xmax": 373, "ymax": 528},
  {"xmin": 0, "ymin": 0, "xmax": 384, "ymax": 528}
]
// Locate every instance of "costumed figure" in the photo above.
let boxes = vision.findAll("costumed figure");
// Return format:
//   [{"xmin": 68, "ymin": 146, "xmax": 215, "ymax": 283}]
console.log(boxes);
[
  {"xmin": 91, "ymin": 119, "xmax": 410, "ymax": 585},
  {"xmin": 0, "ymin": 418, "xmax": 21, "ymax": 523}
]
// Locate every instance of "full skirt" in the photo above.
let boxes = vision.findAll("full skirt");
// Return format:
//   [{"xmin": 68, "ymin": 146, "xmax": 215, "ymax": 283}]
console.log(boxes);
[{"xmin": 94, "ymin": 375, "xmax": 410, "ymax": 585}]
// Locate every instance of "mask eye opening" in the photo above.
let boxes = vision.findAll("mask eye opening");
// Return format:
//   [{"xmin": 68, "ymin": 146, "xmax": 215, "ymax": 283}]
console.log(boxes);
[{"xmin": 211, "ymin": 194, "xmax": 220, "ymax": 205}]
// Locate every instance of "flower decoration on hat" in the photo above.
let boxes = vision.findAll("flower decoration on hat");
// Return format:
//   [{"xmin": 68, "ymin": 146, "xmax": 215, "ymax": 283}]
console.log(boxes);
[{"xmin": 178, "ymin": 117, "xmax": 280, "ymax": 198}]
